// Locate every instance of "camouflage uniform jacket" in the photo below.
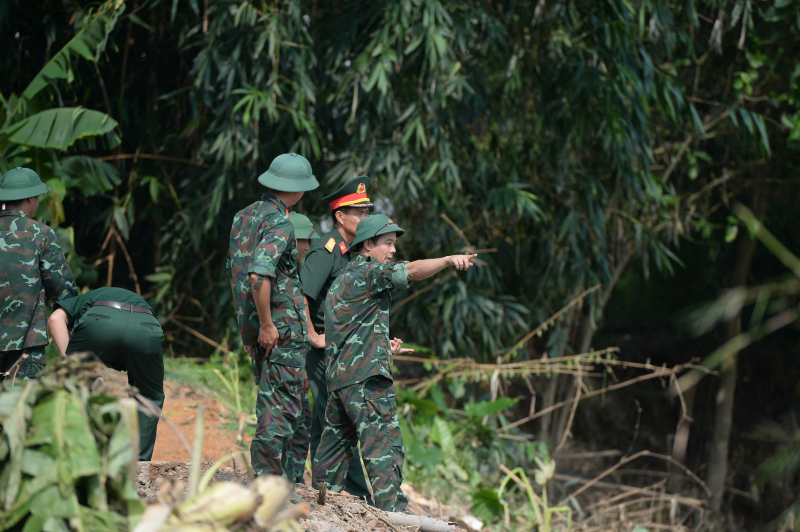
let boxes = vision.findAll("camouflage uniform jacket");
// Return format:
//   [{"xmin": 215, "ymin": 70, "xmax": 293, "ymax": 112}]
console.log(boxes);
[
  {"xmin": 226, "ymin": 194, "xmax": 308, "ymax": 366},
  {"xmin": 0, "ymin": 209, "xmax": 77, "ymax": 351},
  {"xmin": 324, "ymin": 254, "xmax": 411, "ymax": 392}
]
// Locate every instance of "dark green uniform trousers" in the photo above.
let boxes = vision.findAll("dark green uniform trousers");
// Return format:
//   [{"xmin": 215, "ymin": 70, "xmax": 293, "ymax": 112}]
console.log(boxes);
[
  {"xmin": 66, "ymin": 305, "xmax": 165, "ymax": 461},
  {"xmin": 306, "ymin": 345, "xmax": 373, "ymax": 504},
  {"xmin": 312, "ymin": 376, "xmax": 408, "ymax": 512}
]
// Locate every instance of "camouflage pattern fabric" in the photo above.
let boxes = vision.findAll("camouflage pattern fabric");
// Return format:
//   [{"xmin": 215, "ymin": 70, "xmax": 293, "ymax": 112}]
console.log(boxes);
[
  {"xmin": 288, "ymin": 379, "xmax": 312, "ymax": 483},
  {"xmin": 312, "ymin": 376, "xmax": 408, "ymax": 512},
  {"xmin": 323, "ymin": 254, "xmax": 410, "ymax": 392},
  {"xmin": 0, "ymin": 346, "xmax": 46, "ymax": 383},
  {"xmin": 0, "ymin": 209, "xmax": 77, "ymax": 352},
  {"xmin": 226, "ymin": 193, "xmax": 308, "ymax": 367},
  {"xmin": 251, "ymin": 354, "xmax": 303, "ymax": 477}
]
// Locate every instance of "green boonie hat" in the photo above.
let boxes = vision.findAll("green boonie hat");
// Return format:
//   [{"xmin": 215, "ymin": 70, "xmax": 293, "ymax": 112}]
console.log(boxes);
[
  {"xmin": 257, "ymin": 153, "xmax": 319, "ymax": 192},
  {"xmin": 290, "ymin": 212, "xmax": 319, "ymax": 240},
  {"xmin": 0, "ymin": 167, "xmax": 50, "ymax": 202},
  {"xmin": 351, "ymin": 214, "xmax": 405, "ymax": 248},
  {"xmin": 321, "ymin": 175, "xmax": 374, "ymax": 210}
]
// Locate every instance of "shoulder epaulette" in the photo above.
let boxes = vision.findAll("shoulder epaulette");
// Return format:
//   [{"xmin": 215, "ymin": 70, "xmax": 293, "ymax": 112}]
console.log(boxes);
[{"xmin": 324, "ymin": 238, "xmax": 336, "ymax": 253}]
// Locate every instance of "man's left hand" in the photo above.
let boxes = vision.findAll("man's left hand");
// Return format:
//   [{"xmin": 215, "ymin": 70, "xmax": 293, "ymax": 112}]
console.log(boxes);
[{"xmin": 390, "ymin": 337, "xmax": 415, "ymax": 356}]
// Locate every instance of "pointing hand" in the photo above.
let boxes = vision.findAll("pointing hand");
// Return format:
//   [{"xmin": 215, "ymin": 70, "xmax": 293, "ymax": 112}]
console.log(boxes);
[{"xmin": 449, "ymin": 254, "xmax": 477, "ymax": 271}]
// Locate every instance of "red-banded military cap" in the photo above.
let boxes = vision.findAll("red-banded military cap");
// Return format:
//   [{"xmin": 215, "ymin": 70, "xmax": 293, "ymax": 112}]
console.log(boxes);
[{"xmin": 321, "ymin": 175, "xmax": 374, "ymax": 210}]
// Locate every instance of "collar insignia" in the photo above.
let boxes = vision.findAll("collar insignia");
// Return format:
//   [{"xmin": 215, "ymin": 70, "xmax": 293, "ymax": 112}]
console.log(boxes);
[{"xmin": 339, "ymin": 241, "xmax": 348, "ymax": 254}]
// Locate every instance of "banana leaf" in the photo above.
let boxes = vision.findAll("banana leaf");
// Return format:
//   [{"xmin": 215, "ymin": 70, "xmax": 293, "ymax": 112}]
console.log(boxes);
[{"xmin": 1, "ymin": 108, "xmax": 120, "ymax": 152}]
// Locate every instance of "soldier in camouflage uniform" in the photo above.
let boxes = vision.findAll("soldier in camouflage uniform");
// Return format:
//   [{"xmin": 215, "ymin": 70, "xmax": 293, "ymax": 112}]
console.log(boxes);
[
  {"xmin": 287, "ymin": 212, "xmax": 318, "ymax": 483},
  {"xmin": 312, "ymin": 215, "xmax": 476, "ymax": 511},
  {"xmin": 226, "ymin": 153, "xmax": 318, "ymax": 478},
  {"xmin": 0, "ymin": 167, "xmax": 77, "ymax": 383},
  {"xmin": 300, "ymin": 176, "xmax": 373, "ymax": 501}
]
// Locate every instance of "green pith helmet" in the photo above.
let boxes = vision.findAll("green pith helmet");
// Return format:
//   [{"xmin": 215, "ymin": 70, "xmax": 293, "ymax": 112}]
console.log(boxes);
[
  {"xmin": 351, "ymin": 214, "xmax": 405, "ymax": 248},
  {"xmin": 0, "ymin": 167, "xmax": 50, "ymax": 202},
  {"xmin": 290, "ymin": 212, "xmax": 319, "ymax": 240},
  {"xmin": 257, "ymin": 153, "xmax": 319, "ymax": 192},
  {"xmin": 321, "ymin": 175, "xmax": 374, "ymax": 210}
]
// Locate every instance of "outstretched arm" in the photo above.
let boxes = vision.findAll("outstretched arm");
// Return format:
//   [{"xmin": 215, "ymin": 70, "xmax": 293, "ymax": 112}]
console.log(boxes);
[
  {"xmin": 48, "ymin": 308, "xmax": 71, "ymax": 361},
  {"xmin": 406, "ymin": 254, "xmax": 477, "ymax": 282}
]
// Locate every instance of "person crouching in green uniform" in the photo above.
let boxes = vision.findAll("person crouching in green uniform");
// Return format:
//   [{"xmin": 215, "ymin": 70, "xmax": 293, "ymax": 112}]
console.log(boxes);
[
  {"xmin": 0, "ymin": 167, "xmax": 77, "ymax": 383},
  {"xmin": 300, "ymin": 176, "xmax": 373, "ymax": 502},
  {"xmin": 226, "ymin": 153, "xmax": 318, "ymax": 478},
  {"xmin": 287, "ymin": 211, "xmax": 318, "ymax": 484},
  {"xmin": 48, "ymin": 287, "xmax": 164, "ymax": 460},
  {"xmin": 312, "ymin": 215, "xmax": 476, "ymax": 512}
]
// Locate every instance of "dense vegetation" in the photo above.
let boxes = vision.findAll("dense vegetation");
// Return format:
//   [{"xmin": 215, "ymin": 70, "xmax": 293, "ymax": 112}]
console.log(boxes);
[{"xmin": 2, "ymin": 0, "xmax": 799, "ymax": 528}]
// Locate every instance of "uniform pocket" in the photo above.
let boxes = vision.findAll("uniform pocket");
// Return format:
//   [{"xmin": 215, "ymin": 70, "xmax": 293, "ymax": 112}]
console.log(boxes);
[{"xmin": 364, "ymin": 377, "xmax": 396, "ymax": 416}]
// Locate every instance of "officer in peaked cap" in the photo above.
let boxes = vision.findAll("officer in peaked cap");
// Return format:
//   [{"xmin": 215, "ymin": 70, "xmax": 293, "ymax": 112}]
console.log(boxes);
[
  {"xmin": 0, "ymin": 167, "xmax": 78, "ymax": 383},
  {"xmin": 226, "ymin": 153, "xmax": 318, "ymax": 479},
  {"xmin": 299, "ymin": 176, "xmax": 374, "ymax": 503}
]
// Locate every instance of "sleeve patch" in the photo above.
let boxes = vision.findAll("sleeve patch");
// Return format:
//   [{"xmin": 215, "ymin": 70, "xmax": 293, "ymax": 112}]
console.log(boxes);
[{"xmin": 325, "ymin": 238, "xmax": 336, "ymax": 253}]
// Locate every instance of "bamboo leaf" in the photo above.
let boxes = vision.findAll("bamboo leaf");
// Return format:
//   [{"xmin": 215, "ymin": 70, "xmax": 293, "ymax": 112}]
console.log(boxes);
[{"xmin": 21, "ymin": 5, "xmax": 123, "ymax": 102}]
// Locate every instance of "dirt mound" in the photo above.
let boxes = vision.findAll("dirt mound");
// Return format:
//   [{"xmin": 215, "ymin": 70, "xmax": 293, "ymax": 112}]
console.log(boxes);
[
  {"xmin": 138, "ymin": 462, "xmax": 467, "ymax": 532},
  {"xmin": 137, "ymin": 461, "xmax": 250, "ymax": 501}
]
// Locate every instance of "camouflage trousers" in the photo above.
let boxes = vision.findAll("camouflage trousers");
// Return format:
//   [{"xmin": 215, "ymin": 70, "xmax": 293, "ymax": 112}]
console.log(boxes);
[
  {"xmin": 0, "ymin": 346, "xmax": 46, "ymax": 384},
  {"xmin": 251, "ymin": 356, "xmax": 303, "ymax": 478},
  {"xmin": 312, "ymin": 376, "xmax": 408, "ymax": 512},
  {"xmin": 287, "ymin": 380, "xmax": 312, "ymax": 484}
]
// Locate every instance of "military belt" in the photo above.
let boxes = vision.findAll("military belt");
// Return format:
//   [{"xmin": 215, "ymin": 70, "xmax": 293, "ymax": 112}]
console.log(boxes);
[{"xmin": 91, "ymin": 300, "xmax": 154, "ymax": 316}]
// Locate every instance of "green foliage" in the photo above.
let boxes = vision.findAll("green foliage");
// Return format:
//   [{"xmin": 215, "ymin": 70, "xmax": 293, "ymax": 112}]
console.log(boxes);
[
  {"xmin": 2, "ymin": 108, "xmax": 119, "ymax": 151},
  {"xmin": 465, "ymin": 398, "xmax": 518, "ymax": 420},
  {"xmin": 0, "ymin": 362, "xmax": 144, "ymax": 530},
  {"xmin": 19, "ymin": 4, "xmax": 124, "ymax": 103},
  {"xmin": 164, "ymin": 351, "xmax": 256, "ymax": 419},
  {"xmin": 471, "ymin": 488, "xmax": 503, "ymax": 524}
]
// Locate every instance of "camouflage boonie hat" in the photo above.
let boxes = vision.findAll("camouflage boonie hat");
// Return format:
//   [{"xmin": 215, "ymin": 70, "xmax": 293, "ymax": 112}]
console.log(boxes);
[
  {"xmin": 321, "ymin": 175, "xmax": 374, "ymax": 210},
  {"xmin": 290, "ymin": 212, "xmax": 319, "ymax": 240},
  {"xmin": 351, "ymin": 214, "xmax": 405, "ymax": 248},
  {"xmin": 0, "ymin": 167, "xmax": 50, "ymax": 202},
  {"xmin": 258, "ymin": 153, "xmax": 319, "ymax": 192}
]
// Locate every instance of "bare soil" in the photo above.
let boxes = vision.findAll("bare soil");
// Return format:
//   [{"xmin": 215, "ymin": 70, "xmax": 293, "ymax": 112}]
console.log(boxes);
[
  {"xmin": 102, "ymin": 366, "xmax": 472, "ymax": 531},
  {"xmin": 137, "ymin": 465, "xmax": 467, "ymax": 532}
]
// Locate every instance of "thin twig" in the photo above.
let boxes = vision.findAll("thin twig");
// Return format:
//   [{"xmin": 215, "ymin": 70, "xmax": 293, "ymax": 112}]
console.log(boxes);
[
  {"xmin": 392, "ymin": 271, "xmax": 455, "ymax": 314},
  {"xmin": 2, "ymin": 353, "xmax": 28, "ymax": 382},
  {"xmin": 95, "ymin": 153, "xmax": 207, "ymax": 167},
  {"xmin": 113, "ymin": 228, "xmax": 141, "ymax": 295},
  {"xmin": 625, "ymin": 400, "xmax": 643, "ymax": 457},
  {"xmin": 501, "ymin": 285, "xmax": 601, "ymax": 362},
  {"xmin": 134, "ymin": 393, "xmax": 192, "ymax": 456},
  {"xmin": 171, "ymin": 319, "xmax": 231, "ymax": 355},
  {"xmin": 440, "ymin": 213, "xmax": 472, "ymax": 248},
  {"xmin": 557, "ymin": 450, "xmax": 711, "ymax": 507},
  {"xmin": 556, "ymin": 359, "xmax": 582, "ymax": 451}
]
